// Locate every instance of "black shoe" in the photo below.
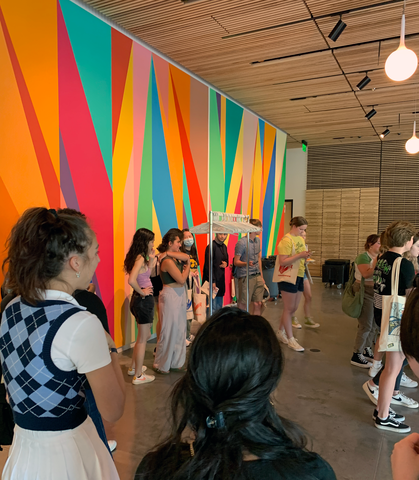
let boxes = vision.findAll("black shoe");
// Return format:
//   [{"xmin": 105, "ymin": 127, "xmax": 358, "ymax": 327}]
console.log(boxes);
[
  {"xmin": 363, "ymin": 347, "xmax": 374, "ymax": 360},
  {"xmin": 375, "ymin": 415, "xmax": 411, "ymax": 433},
  {"xmin": 372, "ymin": 408, "xmax": 405, "ymax": 422},
  {"xmin": 351, "ymin": 352, "xmax": 372, "ymax": 368}
]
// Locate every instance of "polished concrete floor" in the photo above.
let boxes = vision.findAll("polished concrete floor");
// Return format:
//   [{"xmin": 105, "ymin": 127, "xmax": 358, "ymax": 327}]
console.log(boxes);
[{"xmin": 2, "ymin": 280, "xmax": 419, "ymax": 479}]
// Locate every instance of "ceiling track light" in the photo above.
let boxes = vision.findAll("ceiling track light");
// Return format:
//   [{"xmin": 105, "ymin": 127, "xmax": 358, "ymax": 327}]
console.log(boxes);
[
  {"xmin": 365, "ymin": 108, "xmax": 377, "ymax": 120},
  {"xmin": 328, "ymin": 17, "xmax": 347, "ymax": 42},
  {"xmin": 357, "ymin": 74, "xmax": 371, "ymax": 90},
  {"xmin": 385, "ymin": 0, "xmax": 418, "ymax": 81},
  {"xmin": 380, "ymin": 129, "xmax": 390, "ymax": 138}
]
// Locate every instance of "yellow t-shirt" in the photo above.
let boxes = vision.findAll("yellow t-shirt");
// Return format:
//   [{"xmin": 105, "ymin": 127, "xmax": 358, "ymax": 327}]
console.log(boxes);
[{"xmin": 277, "ymin": 234, "xmax": 306, "ymax": 278}]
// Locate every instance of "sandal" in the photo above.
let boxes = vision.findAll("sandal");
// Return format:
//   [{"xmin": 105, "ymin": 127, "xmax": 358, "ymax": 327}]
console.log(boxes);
[{"xmin": 152, "ymin": 366, "xmax": 170, "ymax": 375}]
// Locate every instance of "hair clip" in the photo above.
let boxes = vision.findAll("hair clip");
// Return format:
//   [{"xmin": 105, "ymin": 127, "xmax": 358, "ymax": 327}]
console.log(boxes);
[
  {"xmin": 206, "ymin": 412, "xmax": 225, "ymax": 429},
  {"xmin": 48, "ymin": 208, "xmax": 58, "ymax": 218}
]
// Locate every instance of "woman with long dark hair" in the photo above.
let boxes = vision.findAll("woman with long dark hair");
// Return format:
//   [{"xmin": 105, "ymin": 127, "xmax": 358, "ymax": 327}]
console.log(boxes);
[
  {"xmin": 153, "ymin": 228, "xmax": 190, "ymax": 374},
  {"xmin": 124, "ymin": 228, "xmax": 157, "ymax": 385},
  {"xmin": 136, "ymin": 308, "xmax": 336, "ymax": 480},
  {"xmin": 0, "ymin": 207, "xmax": 124, "ymax": 480}
]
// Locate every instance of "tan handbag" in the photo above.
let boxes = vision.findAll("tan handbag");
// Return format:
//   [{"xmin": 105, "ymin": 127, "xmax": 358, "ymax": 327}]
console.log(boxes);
[{"xmin": 272, "ymin": 234, "xmax": 300, "ymax": 285}]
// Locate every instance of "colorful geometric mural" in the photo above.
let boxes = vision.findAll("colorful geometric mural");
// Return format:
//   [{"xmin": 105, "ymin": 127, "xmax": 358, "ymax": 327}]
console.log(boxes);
[{"xmin": 0, "ymin": 0, "xmax": 287, "ymax": 347}]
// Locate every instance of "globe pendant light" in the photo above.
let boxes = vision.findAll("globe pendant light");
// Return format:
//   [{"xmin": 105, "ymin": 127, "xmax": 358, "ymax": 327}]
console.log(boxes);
[
  {"xmin": 406, "ymin": 121, "xmax": 419, "ymax": 154},
  {"xmin": 385, "ymin": 1, "xmax": 417, "ymax": 81}
]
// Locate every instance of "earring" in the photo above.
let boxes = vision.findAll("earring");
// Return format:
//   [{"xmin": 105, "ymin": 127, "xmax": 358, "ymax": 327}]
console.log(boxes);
[{"xmin": 76, "ymin": 272, "xmax": 80, "ymax": 278}]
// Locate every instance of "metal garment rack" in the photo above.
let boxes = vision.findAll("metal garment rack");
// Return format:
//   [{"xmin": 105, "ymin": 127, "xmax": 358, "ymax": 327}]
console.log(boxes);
[{"xmin": 189, "ymin": 211, "xmax": 263, "ymax": 316}]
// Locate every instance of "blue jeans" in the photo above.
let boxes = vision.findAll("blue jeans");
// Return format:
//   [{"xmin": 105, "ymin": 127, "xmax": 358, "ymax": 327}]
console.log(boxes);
[
  {"xmin": 84, "ymin": 389, "xmax": 112, "ymax": 457},
  {"xmin": 212, "ymin": 296, "xmax": 224, "ymax": 313}
]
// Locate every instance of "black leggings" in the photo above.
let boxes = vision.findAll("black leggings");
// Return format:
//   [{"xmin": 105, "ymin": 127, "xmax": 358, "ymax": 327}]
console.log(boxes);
[{"xmin": 373, "ymin": 358, "xmax": 408, "ymax": 391}]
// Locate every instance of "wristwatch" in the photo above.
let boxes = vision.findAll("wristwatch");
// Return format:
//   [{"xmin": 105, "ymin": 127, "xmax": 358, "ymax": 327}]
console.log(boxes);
[{"xmin": 109, "ymin": 347, "xmax": 118, "ymax": 354}]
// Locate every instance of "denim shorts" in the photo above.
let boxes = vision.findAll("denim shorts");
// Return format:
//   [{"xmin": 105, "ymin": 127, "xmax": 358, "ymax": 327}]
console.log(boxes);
[
  {"xmin": 278, "ymin": 276, "xmax": 304, "ymax": 293},
  {"xmin": 130, "ymin": 292, "xmax": 155, "ymax": 324}
]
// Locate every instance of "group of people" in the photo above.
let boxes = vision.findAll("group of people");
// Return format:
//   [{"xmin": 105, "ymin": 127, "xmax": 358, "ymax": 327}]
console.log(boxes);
[
  {"xmin": 1, "ymin": 206, "xmax": 419, "ymax": 480},
  {"xmin": 345, "ymin": 222, "xmax": 419, "ymax": 435}
]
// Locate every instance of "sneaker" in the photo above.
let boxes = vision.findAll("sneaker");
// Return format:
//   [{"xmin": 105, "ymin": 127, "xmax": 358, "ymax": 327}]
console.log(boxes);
[
  {"xmin": 369, "ymin": 361, "xmax": 383, "ymax": 378},
  {"xmin": 363, "ymin": 380, "xmax": 379, "ymax": 405},
  {"xmin": 108, "ymin": 440, "xmax": 117, "ymax": 452},
  {"xmin": 400, "ymin": 372, "xmax": 419, "ymax": 388},
  {"xmin": 363, "ymin": 347, "xmax": 374, "ymax": 361},
  {"xmin": 287, "ymin": 337, "xmax": 304, "ymax": 352},
  {"xmin": 372, "ymin": 408, "xmax": 405, "ymax": 422},
  {"xmin": 375, "ymin": 415, "xmax": 411, "ymax": 433},
  {"xmin": 277, "ymin": 329, "xmax": 288, "ymax": 345},
  {"xmin": 304, "ymin": 317, "xmax": 320, "ymax": 328},
  {"xmin": 391, "ymin": 392, "xmax": 419, "ymax": 408},
  {"xmin": 351, "ymin": 353, "xmax": 373, "ymax": 369},
  {"xmin": 132, "ymin": 373, "xmax": 155, "ymax": 385},
  {"xmin": 292, "ymin": 316, "xmax": 302, "ymax": 329},
  {"xmin": 128, "ymin": 365, "xmax": 147, "ymax": 376}
]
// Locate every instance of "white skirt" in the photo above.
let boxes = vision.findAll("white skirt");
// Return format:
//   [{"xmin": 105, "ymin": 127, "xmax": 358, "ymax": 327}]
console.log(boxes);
[{"xmin": 2, "ymin": 416, "xmax": 119, "ymax": 480}]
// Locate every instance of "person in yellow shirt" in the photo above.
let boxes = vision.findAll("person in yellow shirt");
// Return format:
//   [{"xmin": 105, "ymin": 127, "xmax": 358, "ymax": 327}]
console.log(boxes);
[{"xmin": 276, "ymin": 217, "xmax": 311, "ymax": 352}]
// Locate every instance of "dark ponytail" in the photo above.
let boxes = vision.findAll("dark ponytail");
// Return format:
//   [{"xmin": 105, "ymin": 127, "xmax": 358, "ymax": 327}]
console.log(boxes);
[
  {"xmin": 2, "ymin": 207, "xmax": 92, "ymax": 305},
  {"xmin": 157, "ymin": 228, "xmax": 183, "ymax": 253},
  {"xmin": 137, "ymin": 308, "xmax": 308, "ymax": 480}
]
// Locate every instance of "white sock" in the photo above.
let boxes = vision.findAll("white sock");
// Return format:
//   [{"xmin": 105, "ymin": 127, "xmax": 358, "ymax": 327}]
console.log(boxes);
[{"xmin": 372, "ymin": 360, "xmax": 382, "ymax": 368}]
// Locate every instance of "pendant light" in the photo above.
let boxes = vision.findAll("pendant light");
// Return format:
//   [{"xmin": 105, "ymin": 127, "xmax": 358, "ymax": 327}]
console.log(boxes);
[
  {"xmin": 405, "ymin": 121, "xmax": 419, "ymax": 153},
  {"xmin": 385, "ymin": 0, "xmax": 418, "ymax": 82}
]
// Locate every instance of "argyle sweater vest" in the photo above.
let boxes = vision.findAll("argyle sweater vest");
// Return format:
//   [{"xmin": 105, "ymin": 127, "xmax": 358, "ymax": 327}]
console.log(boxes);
[{"xmin": 0, "ymin": 298, "xmax": 88, "ymax": 431}]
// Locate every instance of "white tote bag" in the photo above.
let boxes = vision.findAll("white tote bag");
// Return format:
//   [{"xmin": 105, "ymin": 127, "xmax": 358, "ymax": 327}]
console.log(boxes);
[
  {"xmin": 186, "ymin": 287, "xmax": 194, "ymax": 320},
  {"xmin": 378, "ymin": 257, "xmax": 405, "ymax": 352},
  {"xmin": 272, "ymin": 234, "xmax": 299, "ymax": 284},
  {"xmin": 193, "ymin": 277, "xmax": 207, "ymax": 324}
]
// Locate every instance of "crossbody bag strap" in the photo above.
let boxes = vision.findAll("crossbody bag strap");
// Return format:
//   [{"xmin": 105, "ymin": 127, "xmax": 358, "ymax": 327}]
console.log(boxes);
[{"xmin": 391, "ymin": 257, "xmax": 402, "ymax": 296}]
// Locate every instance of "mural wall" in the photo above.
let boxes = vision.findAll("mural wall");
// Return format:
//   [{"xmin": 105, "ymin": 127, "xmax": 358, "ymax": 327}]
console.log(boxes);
[{"xmin": 0, "ymin": 0, "xmax": 287, "ymax": 347}]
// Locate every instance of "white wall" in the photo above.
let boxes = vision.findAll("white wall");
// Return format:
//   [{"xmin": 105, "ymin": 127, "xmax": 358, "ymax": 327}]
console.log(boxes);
[{"xmin": 285, "ymin": 147, "xmax": 308, "ymax": 217}]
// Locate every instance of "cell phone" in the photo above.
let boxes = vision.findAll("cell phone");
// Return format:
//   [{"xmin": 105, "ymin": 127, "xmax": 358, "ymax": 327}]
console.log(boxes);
[{"xmin": 309, "ymin": 251, "xmax": 315, "ymax": 254}]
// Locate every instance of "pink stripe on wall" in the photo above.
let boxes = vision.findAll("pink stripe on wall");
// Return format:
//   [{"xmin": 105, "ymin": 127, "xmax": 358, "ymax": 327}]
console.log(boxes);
[{"xmin": 58, "ymin": 4, "xmax": 115, "ymax": 333}]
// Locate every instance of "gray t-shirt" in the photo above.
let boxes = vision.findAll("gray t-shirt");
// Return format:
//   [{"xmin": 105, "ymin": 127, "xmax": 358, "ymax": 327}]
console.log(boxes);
[{"xmin": 234, "ymin": 236, "xmax": 261, "ymax": 278}]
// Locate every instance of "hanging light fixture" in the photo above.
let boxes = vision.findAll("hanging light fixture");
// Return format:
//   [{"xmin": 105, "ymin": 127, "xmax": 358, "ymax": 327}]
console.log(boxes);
[
  {"xmin": 385, "ymin": 0, "xmax": 418, "ymax": 81},
  {"xmin": 380, "ymin": 129, "xmax": 390, "ymax": 138},
  {"xmin": 405, "ymin": 121, "xmax": 419, "ymax": 153}
]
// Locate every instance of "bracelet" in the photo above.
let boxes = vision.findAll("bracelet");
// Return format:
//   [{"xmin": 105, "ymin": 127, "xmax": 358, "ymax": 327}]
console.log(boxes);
[{"xmin": 110, "ymin": 347, "xmax": 118, "ymax": 354}]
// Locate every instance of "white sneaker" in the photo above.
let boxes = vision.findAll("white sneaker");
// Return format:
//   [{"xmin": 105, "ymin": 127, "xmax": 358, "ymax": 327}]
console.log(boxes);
[
  {"xmin": 108, "ymin": 440, "xmax": 117, "ymax": 452},
  {"xmin": 363, "ymin": 380, "xmax": 379, "ymax": 406},
  {"xmin": 287, "ymin": 337, "xmax": 304, "ymax": 352},
  {"xmin": 400, "ymin": 372, "xmax": 419, "ymax": 388},
  {"xmin": 277, "ymin": 329, "xmax": 288, "ymax": 345},
  {"xmin": 128, "ymin": 365, "xmax": 147, "ymax": 376},
  {"xmin": 369, "ymin": 361, "xmax": 383, "ymax": 378},
  {"xmin": 292, "ymin": 316, "xmax": 302, "ymax": 329},
  {"xmin": 132, "ymin": 373, "xmax": 155, "ymax": 385},
  {"xmin": 391, "ymin": 392, "xmax": 419, "ymax": 408}
]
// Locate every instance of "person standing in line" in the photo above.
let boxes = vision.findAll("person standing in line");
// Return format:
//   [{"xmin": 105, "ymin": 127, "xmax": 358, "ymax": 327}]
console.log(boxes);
[
  {"xmin": 153, "ymin": 229, "xmax": 190, "ymax": 374},
  {"xmin": 362, "ymin": 221, "xmax": 415, "ymax": 433},
  {"xmin": 276, "ymin": 217, "xmax": 311, "ymax": 352},
  {"xmin": 291, "ymin": 229, "xmax": 320, "ymax": 330},
  {"xmin": 233, "ymin": 219, "xmax": 265, "ymax": 315},
  {"xmin": 0, "ymin": 207, "xmax": 124, "ymax": 480},
  {"xmin": 124, "ymin": 228, "xmax": 157, "ymax": 386},
  {"xmin": 202, "ymin": 233, "xmax": 229, "ymax": 314},
  {"xmin": 349, "ymin": 234, "xmax": 381, "ymax": 368},
  {"xmin": 181, "ymin": 229, "xmax": 199, "ymax": 345}
]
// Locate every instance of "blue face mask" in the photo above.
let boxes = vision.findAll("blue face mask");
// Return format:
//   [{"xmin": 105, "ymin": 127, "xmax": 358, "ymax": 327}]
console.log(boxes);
[{"xmin": 184, "ymin": 238, "xmax": 194, "ymax": 248}]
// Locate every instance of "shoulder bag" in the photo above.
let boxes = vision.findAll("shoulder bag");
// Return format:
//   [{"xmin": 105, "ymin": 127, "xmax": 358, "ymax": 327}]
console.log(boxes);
[
  {"xmin": 378, "ymin": 257, "xmax": 404, "ymax": 352},
  {"xmin": 272, "ymin": 234, "xmax": 299, "ymax": 284},
  {"xmin": 342, "ymin": 262, "xmax": 364, "ymax": 318}
]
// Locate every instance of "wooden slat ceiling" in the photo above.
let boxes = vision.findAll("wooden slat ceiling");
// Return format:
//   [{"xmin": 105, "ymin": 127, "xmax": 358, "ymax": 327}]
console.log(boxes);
[{"xmin": 83, "ymin": 0, "xmax": 419, "ymax": 147}]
